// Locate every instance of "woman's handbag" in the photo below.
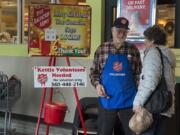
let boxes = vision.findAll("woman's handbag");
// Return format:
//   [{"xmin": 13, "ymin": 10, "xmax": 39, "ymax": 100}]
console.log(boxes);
[{"xmin": 144, "ymin": 47, "xmax": 172, "ymax": 114}]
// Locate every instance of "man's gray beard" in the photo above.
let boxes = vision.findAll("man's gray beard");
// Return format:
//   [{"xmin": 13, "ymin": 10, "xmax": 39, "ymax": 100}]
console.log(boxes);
[{"xmin": 113, "ymin": 41, "xmax": 123, "ymax": 49}]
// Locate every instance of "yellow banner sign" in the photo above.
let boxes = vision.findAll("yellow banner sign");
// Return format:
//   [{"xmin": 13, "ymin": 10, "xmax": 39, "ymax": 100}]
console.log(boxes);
[{"xmin": 28, "ymin": 4, "xmax": 91, "ymax": 57}]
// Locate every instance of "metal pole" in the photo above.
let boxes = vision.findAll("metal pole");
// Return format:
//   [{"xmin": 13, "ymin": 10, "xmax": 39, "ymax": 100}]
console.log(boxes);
[
  {"xmin": 65, "ymin": 57, "xmax": 87, "ymax": 135},
  {"xmin": 175, "ymin": 1, "xmax": 180, "ymax": 135},
  {"xmin": 35, "ymin": 57, "xmax": 53, "ymax": 135},
  {"xmin": 45, "ymin": 57, "xmax": 57, "ymax": 135},
  {"xmin": 17, "ymin": 0, "xmax": 24, "ymax": 44},
  {"xmin": 175, "ymin": 0, "xmax": 180, "ymax": 48}
]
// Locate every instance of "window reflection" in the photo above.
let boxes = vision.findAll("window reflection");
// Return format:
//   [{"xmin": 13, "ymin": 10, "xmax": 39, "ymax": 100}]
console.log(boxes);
[
  {"xmin": 0, "ymin": 0, "xmax": 49, "ymax": 44},
  {"xmin": 156, "ymin": 4, "xmax": 175, "ymax": 48},
  {"xmin": 1, "ymin": 0, "xmax": 85, "ymax": 44},
  {"xmin": 0, "ymin": 0, "xmax": 17, "ymax": 43}
]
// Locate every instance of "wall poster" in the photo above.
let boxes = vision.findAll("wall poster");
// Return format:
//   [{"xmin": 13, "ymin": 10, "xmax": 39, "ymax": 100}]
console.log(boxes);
[
  {"xmin": 117, "ymin": 0, "xmax": 156, "ymax": 39},
  {"xmin": 28, "ymin": 4, "xmax": 91, "ymax": 57}
]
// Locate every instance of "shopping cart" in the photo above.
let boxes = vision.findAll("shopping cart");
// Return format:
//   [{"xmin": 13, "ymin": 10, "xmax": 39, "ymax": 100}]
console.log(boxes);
[{"xmin": 0, "ymin": 72, "xmax": 21, "ymax": 135}]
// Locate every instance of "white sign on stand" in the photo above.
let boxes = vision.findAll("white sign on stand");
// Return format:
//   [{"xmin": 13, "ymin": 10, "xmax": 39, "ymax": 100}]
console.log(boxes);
[{"xmin": 33, "ymin": 66, "xmax": 87, "ymax": 88}]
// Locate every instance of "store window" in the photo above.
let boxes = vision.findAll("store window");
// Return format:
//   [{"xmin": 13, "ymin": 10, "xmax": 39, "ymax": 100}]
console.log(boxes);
[
  {"xmin": 0, "ymin": 0, "xmax": 49, "ymax": 44},
  {"xmin": 156, "ymin": 4, "xmax": 175, "ymax": 48},
  {"xmin": 0, "ymin": 0, "xmax": 17, "ymax": 44},
  {"xmin": 0, "ymin": 0, "xmax": 85, "ymax": 44}
]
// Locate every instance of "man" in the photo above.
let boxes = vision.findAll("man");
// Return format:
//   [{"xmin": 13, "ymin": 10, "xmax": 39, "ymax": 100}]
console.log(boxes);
[{"xmin": 89, "ymin": 17, "xmax": 142, "ymax": 135}]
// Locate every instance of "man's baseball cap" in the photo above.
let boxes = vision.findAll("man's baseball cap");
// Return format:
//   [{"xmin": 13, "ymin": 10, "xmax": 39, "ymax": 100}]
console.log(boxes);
[{"xmin": 113, "ymin": 17, "xmax": 130, "ymax": 30}]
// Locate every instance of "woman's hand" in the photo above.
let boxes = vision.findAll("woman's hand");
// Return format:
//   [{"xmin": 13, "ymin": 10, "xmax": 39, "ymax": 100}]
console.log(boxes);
[{"xmin": 133, "ymin": 105, "xmax": 143, "ymax": 113}]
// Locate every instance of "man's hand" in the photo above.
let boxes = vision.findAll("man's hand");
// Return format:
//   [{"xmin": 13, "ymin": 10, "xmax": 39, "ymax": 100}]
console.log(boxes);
[{"xmin": 96, "ymin": 84, "xmax": 107, "ymax": 97}]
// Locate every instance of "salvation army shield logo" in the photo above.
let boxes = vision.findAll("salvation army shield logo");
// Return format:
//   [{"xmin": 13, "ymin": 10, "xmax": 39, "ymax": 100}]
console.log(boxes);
[
  {"xmin": 33, "ymin": 6, "xmax": 51, "ymax": 29},
  {"xmin": 37, "ymin": 74, "xmax": 48, "ymax": 86},
  {"xmin": 113, "ymin": 61, "xmax": 122, "ymax": 72}
]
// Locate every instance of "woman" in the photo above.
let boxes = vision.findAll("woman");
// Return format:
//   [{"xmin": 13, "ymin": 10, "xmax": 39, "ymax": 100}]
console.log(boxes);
[{"xmin": 133, "ymin": 25, "xmax": 176, "ymax": 135}]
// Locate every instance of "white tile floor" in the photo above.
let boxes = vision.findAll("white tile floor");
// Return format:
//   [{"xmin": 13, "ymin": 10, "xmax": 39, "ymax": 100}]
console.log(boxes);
[{"xmin": 0, "ymin": 117, "xmax": 72, "ymax": 135}]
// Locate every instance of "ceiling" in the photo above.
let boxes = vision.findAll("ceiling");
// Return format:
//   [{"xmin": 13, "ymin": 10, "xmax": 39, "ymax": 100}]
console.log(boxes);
[
  {"xmin": 0, "ymin": 0, "xmax": 176, "ymax": 16},
  {"xmin": 158, "ymin": 0, "xmax": 175, "ymax": 4},
  {"xmin": 0, "ymin": 0, "xmax": 50, "ymax": 7},
  {"xmin": 0, "ymin": 0, "xmax": 176, "ymax": 7}
]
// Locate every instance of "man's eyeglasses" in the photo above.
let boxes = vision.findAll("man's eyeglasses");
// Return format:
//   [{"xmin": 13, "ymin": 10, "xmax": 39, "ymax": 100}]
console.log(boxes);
[{"xmin": 113, "ymin": 28, "xmax": 128, "ymax": 35}]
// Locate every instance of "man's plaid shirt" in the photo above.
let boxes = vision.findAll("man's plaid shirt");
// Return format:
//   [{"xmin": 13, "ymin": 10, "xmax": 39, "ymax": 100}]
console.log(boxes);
[{"xmin": 90, "ymin": 41, "xmax": 142, "ymax": 87}]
